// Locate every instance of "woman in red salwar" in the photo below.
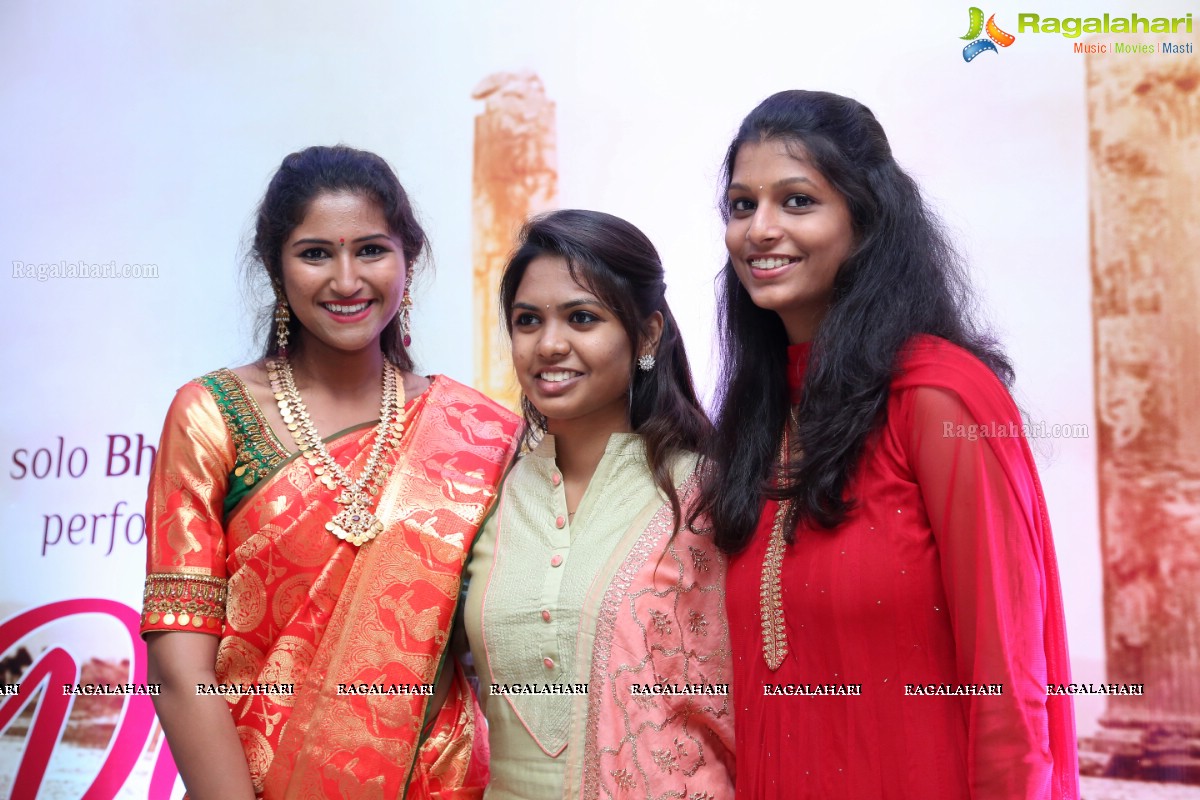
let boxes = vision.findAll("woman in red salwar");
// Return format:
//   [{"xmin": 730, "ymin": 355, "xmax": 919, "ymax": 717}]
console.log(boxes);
[
  {"xmin": 694, "ymin": 91, "xmax": 1079, "ymax": 799},
  {"xmin": 141, "ymin": 146, "xmax": 518, "ymax": 799}
]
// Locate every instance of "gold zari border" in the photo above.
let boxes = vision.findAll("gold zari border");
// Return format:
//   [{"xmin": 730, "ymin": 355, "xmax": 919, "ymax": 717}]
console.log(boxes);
[{"xmin": 142, "ymin": 572, "xmax": 228, "ymax": 632}]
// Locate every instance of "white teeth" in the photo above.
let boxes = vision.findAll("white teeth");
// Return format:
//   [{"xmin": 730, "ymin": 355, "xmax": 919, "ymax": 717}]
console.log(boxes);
[
  {"xmin": 324, "ymin": 301, "xmax": 369, "ymax": 314},
  {"xmin": 749, "ymin": 258, "xmax": 796, "ymax": 270},
  {"xmin": 540, "ymin": 371, "xmax": 579, "ymax": 383}
]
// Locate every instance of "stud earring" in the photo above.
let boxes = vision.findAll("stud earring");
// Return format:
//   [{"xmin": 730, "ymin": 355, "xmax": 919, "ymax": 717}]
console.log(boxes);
[{"xmin": 637, "ymin": 354, "xmax": 656, "ymax": 372}]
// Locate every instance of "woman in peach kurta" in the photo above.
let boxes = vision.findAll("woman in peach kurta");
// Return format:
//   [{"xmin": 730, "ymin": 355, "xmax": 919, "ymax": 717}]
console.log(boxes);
[
  {"xmin": 142, "ymin": 145, "xmax": 517, "ymax": 799},
  {"xmin": 464, "ymin": 210, "xmax": 734, "ymax": 800}
]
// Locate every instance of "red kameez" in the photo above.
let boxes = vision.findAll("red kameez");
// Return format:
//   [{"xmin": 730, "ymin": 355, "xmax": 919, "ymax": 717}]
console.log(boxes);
[{"xmin": 726, "ymin": 335, "xmax": 1078, "ymax": 800}]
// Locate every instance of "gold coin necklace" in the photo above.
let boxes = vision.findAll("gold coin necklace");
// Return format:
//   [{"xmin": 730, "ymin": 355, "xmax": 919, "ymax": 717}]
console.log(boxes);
[{"xmin": 266, "ymin": 357, "xmax": 407, "ymax": 546}]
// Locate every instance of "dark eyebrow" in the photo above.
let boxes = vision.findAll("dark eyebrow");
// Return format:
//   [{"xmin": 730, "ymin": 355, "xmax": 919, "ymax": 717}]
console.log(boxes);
[
  {"xmin": 511, "ymin": 298, "xmax": 605, "ymax": 313},
  {"xmin": 560, "ymin": 298, "xmax": 603, "ymax": 311},
  {"xmin": 728, "ymin": 177, "xmax": 817, "ymax": 194},
  {"xmin": 290, "ymin": 233, "xmax": 392, "ymax": 246}
]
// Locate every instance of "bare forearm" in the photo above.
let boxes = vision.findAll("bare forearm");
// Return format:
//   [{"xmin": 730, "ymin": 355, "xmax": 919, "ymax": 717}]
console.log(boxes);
[
  {"xmin": 148, "ymin": 633, "xmax": 256, "ymax": 800},
  {"xmin": 153, "ymin": 681, "xmax": 256, "ymax": 799}
]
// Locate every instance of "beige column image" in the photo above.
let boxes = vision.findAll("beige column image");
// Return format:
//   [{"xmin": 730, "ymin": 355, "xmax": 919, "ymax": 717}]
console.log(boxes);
[
  {"xmin": 1084, "ymin": 41, "xmax": 1200, "ymax": 782},
  {"xmin": 471, "ymin": 71, "xmax": 559, "ymax": 411}
]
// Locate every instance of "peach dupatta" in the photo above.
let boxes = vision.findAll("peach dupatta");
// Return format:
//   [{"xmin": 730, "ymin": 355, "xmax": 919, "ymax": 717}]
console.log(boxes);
[{"xmin": 564, "ymin": 471, "xmax": 735, "ymax": 799}]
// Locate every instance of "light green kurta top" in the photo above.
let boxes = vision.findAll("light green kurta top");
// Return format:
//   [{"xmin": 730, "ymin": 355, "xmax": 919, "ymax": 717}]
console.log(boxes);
[{"xmin": 463, "ymin": 432, "xmax": 666, "ymax": 800}]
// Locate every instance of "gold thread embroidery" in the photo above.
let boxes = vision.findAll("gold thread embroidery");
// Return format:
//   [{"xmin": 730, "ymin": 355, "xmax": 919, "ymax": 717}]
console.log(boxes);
[
  {"xmin": 760, "ymin": 503, "xmax": 790, "ymax": 670},
  {"xmin": 199, "ymin": 369, "xmax": 288, "ymax": 488},
  {"xmin": 651, "ymin": 746, "xmax": 679, "ymax": 774},
  {"xmin": 648, "ymin": 608, "xmax": 673, "ymax": 636},
  {"xmin": 142, "ymin": 573, "xmax": 228, "ymax": 630},
  {"xmin": 760, "ymin": 409, "xmax": 797, "ymax": 671},
  {"xmin": 611, "ymin": 768, "xmax": 637, "ymax": 790},
  {"xmin": 226, "ymin": 569, "xmax": 267, "ymax": 632},
  {"xmin": 580, "ymin": 472, "xmax": 732, "ymax": 798}
]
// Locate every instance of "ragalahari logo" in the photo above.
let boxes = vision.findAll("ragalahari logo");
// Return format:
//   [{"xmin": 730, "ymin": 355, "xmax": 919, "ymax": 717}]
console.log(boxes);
[{"xmin": 961, "ymin": 7, "xmax": 1016, "ymax": 61}]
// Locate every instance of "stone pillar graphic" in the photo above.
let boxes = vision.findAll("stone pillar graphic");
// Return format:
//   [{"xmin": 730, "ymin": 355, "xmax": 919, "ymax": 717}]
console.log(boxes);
[
  {"xmin": 471, "ymin": 72, "xmax": 558, "ymax": 410},
  {"xmin": 1084, "ymin": 44, "xmax": 1200, "ymax": 782}
]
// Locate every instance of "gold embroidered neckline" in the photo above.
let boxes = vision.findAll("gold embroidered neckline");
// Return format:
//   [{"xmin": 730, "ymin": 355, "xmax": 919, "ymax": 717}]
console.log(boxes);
[{"xmin": 760, "ymin": 409, "xmax": 796, "ymax": 671}]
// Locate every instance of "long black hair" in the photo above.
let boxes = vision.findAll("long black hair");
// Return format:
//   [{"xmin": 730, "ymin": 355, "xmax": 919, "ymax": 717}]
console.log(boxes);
[
  {"xmin": 500, "ymin": 209, "xmax": 712, "ymax": 525},
  {"xmin": 696, "ymin": 90, "xmax": 1013, "ymax": 553},
  {"xmin": 251, "ymin": 145, "xmax": 426, "ymax": 370}
]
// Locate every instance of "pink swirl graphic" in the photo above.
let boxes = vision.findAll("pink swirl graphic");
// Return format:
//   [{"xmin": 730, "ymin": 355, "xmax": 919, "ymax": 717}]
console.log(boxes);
[{"xmin": 0, "ymin": 599, "xmax": 178, "ymax": 799}]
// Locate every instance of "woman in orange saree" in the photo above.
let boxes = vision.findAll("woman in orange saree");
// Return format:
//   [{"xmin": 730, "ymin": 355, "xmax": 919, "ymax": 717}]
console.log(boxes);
[{"xmin": 141, "ymin": 145, "xmax": 518, "ymax": 799}]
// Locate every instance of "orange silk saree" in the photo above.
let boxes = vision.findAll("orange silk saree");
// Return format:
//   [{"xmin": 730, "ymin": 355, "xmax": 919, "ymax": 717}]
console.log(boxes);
[{"xmin": 141, "ymin": 373, "xmax": 518, "ymax": 799}]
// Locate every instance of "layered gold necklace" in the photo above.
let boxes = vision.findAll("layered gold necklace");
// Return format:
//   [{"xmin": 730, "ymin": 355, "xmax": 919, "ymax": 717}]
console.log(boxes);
[
  {"xmin": 760, "ymin": 409, "xmax": 797, "ymax": 671},
  {"xmin": 266, "ymin": 357, "xmax": 408, "ymax": 546}
]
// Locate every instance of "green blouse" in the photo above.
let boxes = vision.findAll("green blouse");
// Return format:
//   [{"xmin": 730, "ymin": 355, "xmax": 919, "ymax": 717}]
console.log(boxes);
[{"xmin": 195, "ymin": 369, "xmax": 290, "ymax": 516}]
